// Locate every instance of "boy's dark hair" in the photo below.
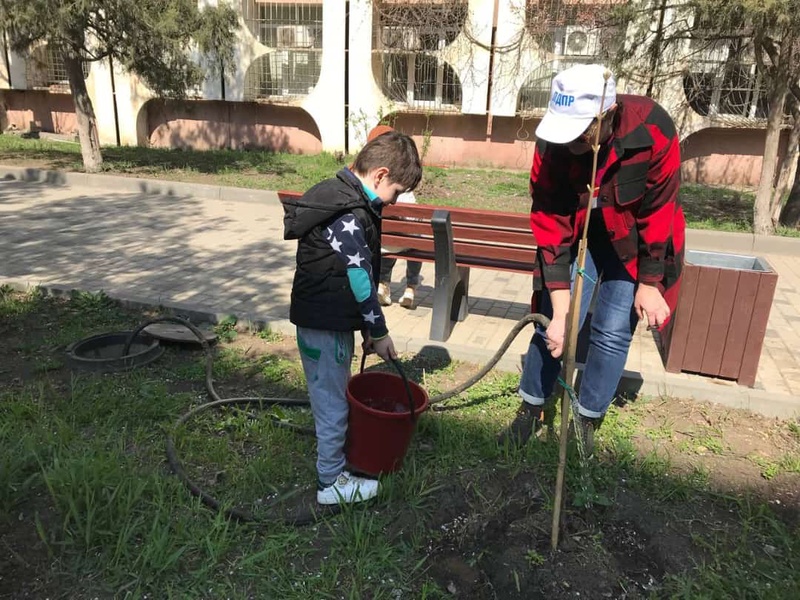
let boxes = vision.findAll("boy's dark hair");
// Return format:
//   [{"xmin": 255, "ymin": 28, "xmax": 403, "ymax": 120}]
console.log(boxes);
[{"xmin": 352, "ymin": 130, "xmax": 422, "ymax": 191}]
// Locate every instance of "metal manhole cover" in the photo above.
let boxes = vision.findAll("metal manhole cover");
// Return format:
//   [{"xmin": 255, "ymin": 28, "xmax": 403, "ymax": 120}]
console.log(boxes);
[
  {"xmin": 65, "ymin": 331, "xmax": 164, "ymax": 372},
  {"xmin": 142, "ymin": 323, "xmax": 218, "ymax": 344}
]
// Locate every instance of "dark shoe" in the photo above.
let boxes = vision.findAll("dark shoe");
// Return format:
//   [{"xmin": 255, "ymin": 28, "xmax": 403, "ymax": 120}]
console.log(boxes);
[
  {"xmin": 498, "ymin": 402, "xmax": 544, "ymax": 448},
  {"xmin": 570, "ymin": 398, "xmax": 597, "ymax": 459}
]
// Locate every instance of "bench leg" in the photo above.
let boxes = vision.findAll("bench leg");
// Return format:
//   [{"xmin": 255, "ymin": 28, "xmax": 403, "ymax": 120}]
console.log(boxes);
[
  {"xmin": 429, "ymin": 265, "xmax": 471, "ymax": 342},
  {"xmin": 429, "ymin": 209, "xmax": 472, "ymax": 342},
  {"xmin": 452, "ymin": 266, "xmax": 470, "ymax": 322}
]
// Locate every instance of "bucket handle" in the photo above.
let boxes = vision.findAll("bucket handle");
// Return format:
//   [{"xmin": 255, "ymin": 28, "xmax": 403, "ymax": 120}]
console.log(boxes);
[{"xmin": 358, "ymin": 354, "xmax": 416, "ymax": 422}]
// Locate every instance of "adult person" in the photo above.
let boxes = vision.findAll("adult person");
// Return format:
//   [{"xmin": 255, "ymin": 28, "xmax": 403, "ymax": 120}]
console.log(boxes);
[{"xmin": 500, "ymin": 64, "xmax": 685, "ymax": 455}]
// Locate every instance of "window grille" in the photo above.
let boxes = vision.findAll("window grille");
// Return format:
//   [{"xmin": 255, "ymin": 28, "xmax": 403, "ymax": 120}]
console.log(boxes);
[
  {"xmin": 242, "ymin": 0, "xmax": 323, "ymax": 100},
  {"xmin": 27, "ymin": 44, "xmax": 89, "ymax": 91},
  {"xmin": 518, "ymin": 1, "xmax": 620, "ymax": 115},
  {"xmin": 372, "ymin": 2, "xmax": 467, "ymax": 111},
  {"xmin": 683, "ymin": 36, "xmax": 768, "ymax": 120}
]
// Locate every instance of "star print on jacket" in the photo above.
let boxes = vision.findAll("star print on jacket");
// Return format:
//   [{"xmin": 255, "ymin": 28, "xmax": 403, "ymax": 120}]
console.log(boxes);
[
  {"xmin": 347, "ymin": 252, "xmax": 365, "ymax": 267},
  {"xmin": 325, "ymin": 212, "xmax": 388, "ymax": 338},
  {"xmin": 341, "ymin": 219, "xmax": 360, "ymax": 235}
]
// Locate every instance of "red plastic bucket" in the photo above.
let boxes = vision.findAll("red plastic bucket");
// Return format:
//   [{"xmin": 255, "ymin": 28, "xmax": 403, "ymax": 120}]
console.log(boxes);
[{"xmin": 346, "ymin": 370, "xmax": 429, "ymax": 476}]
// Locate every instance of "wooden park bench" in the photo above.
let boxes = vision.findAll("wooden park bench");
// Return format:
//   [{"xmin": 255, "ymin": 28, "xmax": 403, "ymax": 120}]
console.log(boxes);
[{"xmin": 278, "ymin": 191, "xmax": 537, "ymax": 342}]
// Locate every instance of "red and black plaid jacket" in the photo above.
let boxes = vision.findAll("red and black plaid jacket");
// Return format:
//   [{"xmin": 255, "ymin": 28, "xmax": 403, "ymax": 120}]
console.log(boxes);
[{"xmin": 530, "ymin": 94, "xmax": 685, "ymax": 325}]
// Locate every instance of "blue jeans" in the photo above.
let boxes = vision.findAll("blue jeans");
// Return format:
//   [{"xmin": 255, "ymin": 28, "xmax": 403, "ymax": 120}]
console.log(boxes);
[
  {"xmin": 296, "ymin": 327, "xmax": 355, "ymax": 484},
  {"xmin": 519, "ymin": 244, "xmax": 638, "ymax": 418}
]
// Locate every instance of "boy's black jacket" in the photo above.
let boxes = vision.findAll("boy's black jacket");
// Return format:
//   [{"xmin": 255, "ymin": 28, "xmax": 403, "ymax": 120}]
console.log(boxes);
[{"xmin": 283, "ymin": 169, "xmax": 383, "ymax": 332}]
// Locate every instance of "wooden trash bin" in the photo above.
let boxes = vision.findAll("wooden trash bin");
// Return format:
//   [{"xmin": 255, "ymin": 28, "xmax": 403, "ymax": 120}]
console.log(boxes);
[{"xmin": 658, "ymin": 250, "xmax": 778, "ymax": 387}]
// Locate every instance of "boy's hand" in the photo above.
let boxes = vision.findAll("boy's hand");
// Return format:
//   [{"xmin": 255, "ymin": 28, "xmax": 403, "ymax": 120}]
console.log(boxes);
[
  {"xmin": 361, "ymin": 331, "xmax": 373, "ymax": 355},
  {"xmin": 371, "ymin": 335, "xmax": 397, "ymax": 361}
]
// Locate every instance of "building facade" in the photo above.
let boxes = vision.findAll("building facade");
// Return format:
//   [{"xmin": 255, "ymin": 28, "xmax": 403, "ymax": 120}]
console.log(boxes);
[{"xmin": 0, "ymin": 0, "xmax": 788, "ymax": 186}]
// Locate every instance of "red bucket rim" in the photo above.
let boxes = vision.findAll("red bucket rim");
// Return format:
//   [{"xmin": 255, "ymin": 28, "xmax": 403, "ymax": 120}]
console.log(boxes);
[{"xmin": 347, "ymin": 371, "xmax": 429, "ymax": 418}]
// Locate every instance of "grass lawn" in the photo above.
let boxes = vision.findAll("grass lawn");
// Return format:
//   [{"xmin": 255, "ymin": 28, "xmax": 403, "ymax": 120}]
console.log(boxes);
[
  {"xmin": 1, "ymin": 135, "xmax": 797, "ymax": 237},
  {"xmin": 1, "ymin": 289, "xmax": 799, "ymax": 599}
]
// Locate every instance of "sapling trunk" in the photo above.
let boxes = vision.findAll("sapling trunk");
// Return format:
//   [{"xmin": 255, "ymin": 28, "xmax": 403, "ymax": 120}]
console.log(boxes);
[{"xmin": 551, "ymin": 69, "xmax": 612, "ymax": 550}]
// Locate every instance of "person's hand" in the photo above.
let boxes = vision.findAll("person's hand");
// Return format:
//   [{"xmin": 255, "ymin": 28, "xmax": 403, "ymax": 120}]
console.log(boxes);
[
  {"xmin": 635, "ymin": 283, "xmax": 670, "ymax": 329},
  {"xmin": 372, "ymin": 335, "xmax": 397, "ymax": 361},
  {"xmin": 544, "ymin": 316, "xmax": 566, "ymax": 358},
  {"xmin": 361, "ymin": 330, "xmax": 372, "ymax": 355}
]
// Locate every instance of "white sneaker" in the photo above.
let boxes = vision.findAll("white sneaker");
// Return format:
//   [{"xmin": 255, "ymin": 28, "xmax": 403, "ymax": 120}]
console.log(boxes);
[
  {"xmin": 399, "ymin": 286, "xmax": 415, "ymax": 309},
  {"xmin": 317, "ymin": 471, "xmax": 380, "ymax": 505},
  {"xmin": 377, "ymin": 283, "xmax": 392, "ymax": 306}
]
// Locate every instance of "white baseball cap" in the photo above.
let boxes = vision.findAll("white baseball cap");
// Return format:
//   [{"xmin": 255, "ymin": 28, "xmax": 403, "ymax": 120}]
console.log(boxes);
[{"xmin": 535, "ymin": 64, "xmax": 617, "ymax": 145}]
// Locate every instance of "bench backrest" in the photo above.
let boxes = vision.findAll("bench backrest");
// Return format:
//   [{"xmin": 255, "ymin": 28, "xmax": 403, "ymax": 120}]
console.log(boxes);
[
  {"xmin": 382, "ymin": 203, "xmax": 536, "ymax": 273},
  {"xmin": 277, "ymin": 190, "xmax": 537, "ymax": 274}
]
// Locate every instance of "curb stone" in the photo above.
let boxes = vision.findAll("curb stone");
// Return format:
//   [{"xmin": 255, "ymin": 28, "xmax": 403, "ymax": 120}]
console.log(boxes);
[
  {"xmin": 0, "ymin": 165, "xmax": 281, "ymax": 206},
  {"xmin": 686, "ymin": 229, "xmax": 800, "ymax": 257},
  {"xmin": 2, "ymin": 278, "xmax": 294, "ymax": 336}
]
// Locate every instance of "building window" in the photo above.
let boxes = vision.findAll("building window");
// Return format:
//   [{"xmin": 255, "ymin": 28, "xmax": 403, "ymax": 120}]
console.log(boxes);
[
  {"xmin": 518, "ymin": 1, "xmax": 619, "ymax": 114},
  {"xmin": 372, "ymin": 2, "xmax": 466, "ymax": 111},
  {"xmin": 27, "ymin": 44, "xmax": 89, "ymax": 91},
  {"xmin": 683, "ymin": 36, "xmax": 768, "ymax": 120},
  {"xmin": 242, "ymin": 1, "xmax": 323, "ymax": 100}
]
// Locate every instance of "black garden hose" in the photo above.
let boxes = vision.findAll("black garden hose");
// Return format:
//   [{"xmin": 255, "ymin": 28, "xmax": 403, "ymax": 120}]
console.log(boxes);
[
  {"xmin": 126, "ymin": 312, "xmax": 551, "ymax": 525},
  {"xmin": 427, "ymin": 313, "xmax": 551, "ymax": 406}
]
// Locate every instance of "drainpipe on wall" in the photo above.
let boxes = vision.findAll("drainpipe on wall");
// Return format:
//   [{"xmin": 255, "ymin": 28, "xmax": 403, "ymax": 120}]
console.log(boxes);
[
  {"xmin": 2, "ymin": 29, "xmax": 12, "ymax": 88},
  {"xmin": 227, "ymin": 101, "xmax": 232, "ymax": 151},
  {"xmin": 344, "ymin": 0, "xmax": 350, "ymax": 155},
  {"xmin": 484, "ymin": 0, "xmax": 500, "ymax": 138},
  {"xmin": 109, "ymin": 55, "xmax": 121, "ymax": 146},
  {"xmin": 221, "ymin": 63, "xmax": 230, "ymax": 149}
]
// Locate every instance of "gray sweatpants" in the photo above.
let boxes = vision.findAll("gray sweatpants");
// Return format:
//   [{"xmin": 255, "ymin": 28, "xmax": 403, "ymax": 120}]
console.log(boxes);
[{"xmin": 296, "ymin": 326, "xmax": 355, "ymax": 485}]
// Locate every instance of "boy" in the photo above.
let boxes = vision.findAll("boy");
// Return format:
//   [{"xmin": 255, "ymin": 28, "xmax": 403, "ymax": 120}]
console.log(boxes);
[
  {"xmin": 367, "ymin": 125, "xmax": 423, "ymax": 310},
  {"xmin": 283, "ymin": 131, "xmax": 423, "ymax": 505}
]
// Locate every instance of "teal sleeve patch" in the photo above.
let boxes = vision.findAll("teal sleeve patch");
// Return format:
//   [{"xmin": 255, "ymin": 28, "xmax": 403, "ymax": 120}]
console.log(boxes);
[{"xmin": 347, "ymin": 269, "xmax": 373, "ymax": 302}]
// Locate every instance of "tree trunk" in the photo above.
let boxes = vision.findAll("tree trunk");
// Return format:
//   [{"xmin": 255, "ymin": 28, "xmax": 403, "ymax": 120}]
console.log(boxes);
[
  {"xmin": 770, "ymin": 101, "xmax": 800, "ymax": 222},
  {"xmin": 753, "ymin": 84, "xmax": 787, "ymax": 235},
  {"xmin": 780, "ymin": 151, "xmax": 800, "ymax": 228},
  {"xmin": 64, "ymin": 53, "xmax": 103, "ymax": 173},
  {"xmin": 645, "ymin": 0, "xmax": 668, "ymax": 97}
]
